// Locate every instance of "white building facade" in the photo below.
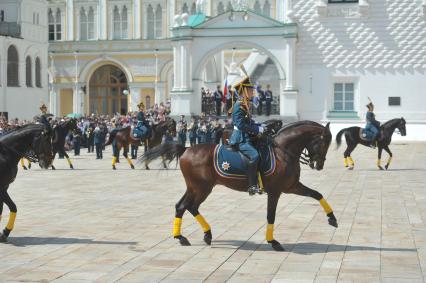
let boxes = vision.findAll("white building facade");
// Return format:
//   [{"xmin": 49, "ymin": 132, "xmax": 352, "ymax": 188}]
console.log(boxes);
[
  {"xmin": 42, "ymin": 0, "xmax": 426, "ymax": 138},
  {"xmin": 0, "ymin": 0, "xmax": 49, "ymax": 120}
]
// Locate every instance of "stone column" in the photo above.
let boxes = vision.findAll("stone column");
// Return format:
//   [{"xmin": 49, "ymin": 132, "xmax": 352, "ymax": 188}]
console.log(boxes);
[
  {"xmin": 281, "ymin": 37, "xmax": 298, "ymax": 118},
  {"xmin": 172, "ymin": 42, "xmax": 181, "ymax": 90},
  {"xmin": 49, "ymin": 85, "xmax": 59, "ymax": 116},
  {"xmin": 128, "ymin": 84, "xmax": 141, "ymax": 112},
  {"xmin": 99, "ymin": 0, "xmax": 107, "ymax": 40},
  {"xmin": 73, "ymin": 82, "xmax": 84, "ymax": 114},
  {"xmin": 180, "ymin": 40, "xmax": 192, "ymax": 89},
  {"xmin": 156, "ymin": 81, "xmax": 167, "ymax": 103},
  {"xmin": 133, "ymin": 0, "xmax": 141, "ymax": 39}
]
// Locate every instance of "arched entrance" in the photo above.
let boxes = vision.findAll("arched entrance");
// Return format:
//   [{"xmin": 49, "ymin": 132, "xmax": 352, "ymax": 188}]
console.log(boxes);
[{"xmin": 89, "ymin": 65, "xmax": 128, "ymax": 115}]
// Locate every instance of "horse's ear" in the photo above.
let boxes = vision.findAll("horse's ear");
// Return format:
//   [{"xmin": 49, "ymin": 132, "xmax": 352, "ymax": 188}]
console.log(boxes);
[{"xmin": 325, "ymin": 122, "xmax": 330, "ymax": 129}]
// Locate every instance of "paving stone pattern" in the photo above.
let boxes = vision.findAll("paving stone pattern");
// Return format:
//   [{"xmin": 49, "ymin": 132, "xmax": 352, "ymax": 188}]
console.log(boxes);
[{"xmin": 0, "ymin": 142, "xmax": 426, "ymax": 282}]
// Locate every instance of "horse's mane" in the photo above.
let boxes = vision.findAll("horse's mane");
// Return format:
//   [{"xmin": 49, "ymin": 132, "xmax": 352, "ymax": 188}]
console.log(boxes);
[
  {"xmin": 275, "ymin": 120, "xmax": 324, "ymax": 136},
  {"xmin": 381, "ymin": 118, "xmax": 403, "ymax": 128},
  {"xmin": 0, "ymin": 124, "xmax": 45, "ymax": 142}
]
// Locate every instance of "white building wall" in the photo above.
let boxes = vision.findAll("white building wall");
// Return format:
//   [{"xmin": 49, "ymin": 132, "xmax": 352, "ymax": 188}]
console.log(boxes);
[{"xmin": 293, "ymin": 0, "xmax": 426, "ymax": 123}]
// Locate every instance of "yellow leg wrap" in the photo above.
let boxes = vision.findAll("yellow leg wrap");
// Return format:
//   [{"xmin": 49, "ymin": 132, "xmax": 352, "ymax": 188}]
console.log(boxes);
[
  {"xmin": 319, "ymin": 198, "xmax": 333, "ymax": 214},
  {"xmin": 112, "ymin": 156, "xmax": 117, "ymax": 166},
  {"xmin": 377, "ymin": 159, "xmax": 381, "ymax": 167},
  {"xmin": 195, "ymin": 214, "xmax": 211, "ymax": 232},
  {"xmin": 343, "ymin": 158, "xmax": 348, "ymax": 167},
  {"xmin": 266, "ymin": 224, "xmax": 274, "ymax": 242},
  {"xmin": 173, "ymin": 217, "xmax": 182, "ymax": 237},
  {"xmin": 387, "ymin": 156, "xmax": 393, "ymax": 166},
  {"xmin": 20, "ymin": 159, "xmax": 25, "ymax": 168},
  {"xmin": 257, "ymin": 172, "xmax": 264, "ymax": 191},
  {"xmin": 126, "ymin": 157, "xmax": 134, "ymax": 166},
  {"xmin": 66, "ymin": 158, "xmax": 72, "ymax": 166},
  {"xmin": 6, "ymin": 212, "xmax": 16, "ymax": 231},
  {"xmin": 348, "ymin": 157, "xmax": 354, "ymax": 166}
]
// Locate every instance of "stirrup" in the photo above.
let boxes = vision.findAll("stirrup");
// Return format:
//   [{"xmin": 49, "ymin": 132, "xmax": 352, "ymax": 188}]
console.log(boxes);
[{"xmin": 248, "ymin": 185, "xmax": 261, "ymax": 196}]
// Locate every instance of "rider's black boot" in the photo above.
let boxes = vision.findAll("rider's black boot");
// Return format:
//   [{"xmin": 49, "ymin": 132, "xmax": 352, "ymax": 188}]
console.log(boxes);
[{"xmin": 247, "ymin": 161, "xmax": 261, "ymax": 196}]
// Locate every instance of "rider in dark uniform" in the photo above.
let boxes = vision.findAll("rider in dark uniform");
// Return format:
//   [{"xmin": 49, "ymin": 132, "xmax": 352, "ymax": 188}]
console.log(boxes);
[
  {"xmin": 39, "ymin": 104, "xmax": 51, "ymax": 128},
  {"xmin": 265, "ymin": 84, "xmax": 273, "ymax": 116},
  {"xmin": 229, "ymin": 76, "xmax": 265, "ymax": 195},
  {"xmin": 136, "ymin": 102, "xmax": 148, "ymax": 139},
  {"xmin": 365, "ymin": 101, "xmax": 381, "ymax": 147}
]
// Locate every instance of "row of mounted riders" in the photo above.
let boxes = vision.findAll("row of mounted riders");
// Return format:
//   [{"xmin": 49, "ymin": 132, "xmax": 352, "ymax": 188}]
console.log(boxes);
[{"xmin": 0, "ymin": 116, "xmax": 406, "ymax": 250}]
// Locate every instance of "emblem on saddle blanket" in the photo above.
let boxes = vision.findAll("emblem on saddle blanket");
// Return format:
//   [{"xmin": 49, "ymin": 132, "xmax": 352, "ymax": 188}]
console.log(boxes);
[{"xmin": 214, "ymin": 145, "xmax": 276, "ymax": 179}]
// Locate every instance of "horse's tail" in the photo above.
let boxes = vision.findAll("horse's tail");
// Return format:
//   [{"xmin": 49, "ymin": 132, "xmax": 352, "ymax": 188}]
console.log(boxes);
[
  {"xmin": 336, "ymin": 128, "xmax": 347, "ymax": 149},
  {"xmin": 105, "ymin": 129, "xmax": 118, "ymax": 146},
  {"xmin": 139, "ymin": 142, "xmax": 186, "ymax": 164}
]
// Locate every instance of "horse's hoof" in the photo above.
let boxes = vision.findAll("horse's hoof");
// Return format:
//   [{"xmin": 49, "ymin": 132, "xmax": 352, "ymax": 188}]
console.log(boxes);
[
  {"xmin": 51, "ymin": 166, "xmax": 56, "ymax": 170},
  {"xmin": 131, "ymin": 165, "xmax": 135, "ymax": 170},
  {"xmin": 145, "ymin": 166, "xmax": 150, "ymax": 170},
  {"xmin": 70, "ymin": 165, "xmax": 74, "ymax": 169},
  {"xmin": 175, "ymin": 235, "xmax": 191, "ymax": 246},
  {"xmin": 327, "ymin": 213, "xmax": 338, "ymax": 228},
  {"xmin": 268, "ymin": 240, "xmax": 284, "ymax": 251},
  {"xmin": 378, "ymin": 166, "xmax": 384, "ymax": 170},
  {"xmin": 348, "ymin": 166, "xmax": 354, "ymax": 170},
  {"xmin": 204, "ymin": 230, "xmax": 212, "ymax": 245},
  {"xmin": 28, "ymin": 164, "xmax": 31, "ymax": 169},
  {"xmin": 385, "ymin": 164, "xmax": 389, "ymax": 170},
  {"xmin": 112, "ymin": 166, "xmax": 116, "ymax": 170},
  {"xmin": 0, "ymin": 233, "xmax": 7, "ymax": 243},
  {"xmin": 23, "ymin": 166, "xmax": 27, "ymax": 170}
]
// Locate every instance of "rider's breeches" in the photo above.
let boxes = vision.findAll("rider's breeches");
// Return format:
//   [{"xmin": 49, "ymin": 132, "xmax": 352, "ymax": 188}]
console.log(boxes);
[
  {"xmin": 239, "ymin": 142, "xmax": 260, "ymax": 164},
  {"xmin": 366, "ymin": 123, "xmax": 379, "ymax": 138}
]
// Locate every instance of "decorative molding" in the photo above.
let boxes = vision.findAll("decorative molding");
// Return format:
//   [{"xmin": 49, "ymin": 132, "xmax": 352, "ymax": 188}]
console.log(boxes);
[{"xmin": 316, "ymin": 0, "xmax": 369, "ymax": 19}]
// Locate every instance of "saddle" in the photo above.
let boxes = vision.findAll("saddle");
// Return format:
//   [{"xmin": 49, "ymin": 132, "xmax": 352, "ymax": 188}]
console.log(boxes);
[
  {"xmin": 359, "ymin": 128, "xmax": 374, "ymax": 142},
  {"xmin": 214, "ymin": 144, "xmax": 276, "ymax": 180}
]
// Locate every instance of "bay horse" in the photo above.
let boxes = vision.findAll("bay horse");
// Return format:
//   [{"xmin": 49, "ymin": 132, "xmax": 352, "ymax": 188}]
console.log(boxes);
[
  {"xmin": 140, "ymin": 121, "xmax": 335, "ymax": 251},
  {"xmin": 336, "ymin": 118, "xmax": 406, "ymax": 170},
  {"xmin": 0, "ymin": 124, "xmax": 54, "ymax": 242},
  {"xmin": 51, "ymin": 119, "xmax": 78, "ymax": 170},
  {"xmin": 105, "ymin": 117, "xmax": 176, "ymax": 170}
]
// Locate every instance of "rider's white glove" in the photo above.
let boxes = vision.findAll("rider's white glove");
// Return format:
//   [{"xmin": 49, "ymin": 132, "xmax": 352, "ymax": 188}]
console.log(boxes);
[{"xmin": 258, "ymin": 126, "xmax": 265, "ymax": 134}]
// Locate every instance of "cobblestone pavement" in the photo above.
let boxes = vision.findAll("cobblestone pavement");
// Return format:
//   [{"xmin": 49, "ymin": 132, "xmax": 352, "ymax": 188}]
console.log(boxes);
[{"xmin": 0, "ymin": 142, "xmax": 426, "ymax": 283}]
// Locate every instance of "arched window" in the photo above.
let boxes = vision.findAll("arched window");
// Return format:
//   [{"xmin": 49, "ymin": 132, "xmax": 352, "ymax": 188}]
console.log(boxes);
[
  {"xmin": 217, "ymin": 2, "xmax": 225, "ymax": 14},
  {"xmin": 113, "ymin": 6, "xmax": 128, "ymax": 39},
  {"xmin": 7, "ymin": 45, "xmax": 19, "ymax": 87},
  {"xmin": 226, "ymin": 1, "xmax": 233, "ymax": 11},
  {"xmin": 80, "ymin": 7, "xmax": 88, "ymax": 40},
  {"xmin": 254, "ymin": 0, "xmax": 261, "ymax": 13},
  {"xmin": 122, "ymin": 6, "xmax": 128, "ymax": 38},
  {"xmin": 26, "ymin": 56, "xmax": 32, "ymax": 87},
  {"xmin": 35, "ymin": 57, "xmax": 41, "ymax": 88},
  {"xmin": 56, "ymin": 8, "xmax": 62, "ymax": 40},
  {"xmin": 48, "ymin": 8, "xmax": 55, "ymax": 40},
  {"xmin": 263, "ymin": 0, "xmax": 270, "ymax": 16},
  {"xmin": 147, "ymin": 4, "xmax": 154, "ymax": 39},
  {"xmin": 88, "ymin": 7, "xmax": 95, "ymax": 39},
  {"xmin": 155, "ymin": 5, "xmax": 162, "ymax": 38},
  {"xmin": 182, "ymin": 3, "xmax": 189, "ymax": 14},
  {"xmin": 190, "ymin": 2, "xmax": 196, "ymax": 15}
]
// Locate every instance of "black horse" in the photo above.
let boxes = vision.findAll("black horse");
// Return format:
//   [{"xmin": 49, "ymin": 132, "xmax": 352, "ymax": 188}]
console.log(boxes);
[
  {"xmin": 336, "ymin": 118, "xmax": 406, "ymax": 170},
  {"xmin": 0, "ymin": 124, "xmax": 54, "ymax": 242},
  {"xmin": 51, "ymin": 119, "xmax": 78, "ymax": 170}
]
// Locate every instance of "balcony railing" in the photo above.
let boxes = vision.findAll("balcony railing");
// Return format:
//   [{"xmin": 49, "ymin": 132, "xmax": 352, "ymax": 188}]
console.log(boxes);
[{"xmin": 0, "ymin": 22, "xmax": 21, "ymax": 38}]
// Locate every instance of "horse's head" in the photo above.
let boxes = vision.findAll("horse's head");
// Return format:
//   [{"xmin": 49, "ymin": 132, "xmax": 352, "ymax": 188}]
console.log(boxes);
[
  {"xmin": 263, "ymin": 119, "xmax": 283, "ymax": 135},
  {"xmin": 304, "ymin": 122, "xmax": 332, "ymax": 170},
  {"xmin": 397, "ymin": 117, "xmax": 407, "ymax": 136},
  {"xmin": 32, "ymin": 126, "xmax": 54, "ymax": 169}
]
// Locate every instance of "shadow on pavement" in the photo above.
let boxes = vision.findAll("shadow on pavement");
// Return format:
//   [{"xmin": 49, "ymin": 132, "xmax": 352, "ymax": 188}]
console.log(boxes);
[{"xmin": 4, "ymin": 236, "xmax": 138, "ymax": 247}]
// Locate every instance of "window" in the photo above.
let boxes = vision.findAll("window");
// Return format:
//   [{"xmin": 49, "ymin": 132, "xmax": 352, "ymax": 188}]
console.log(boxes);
[
  {"xmin": 113, "ymin": 5, "xmax": 128, "ymax": 39},
  {"xmin": 263, "ymin": 0, "xmax": 270, "ymax": 16},
  {"xmin": 190, "ymin": 3, "xmax": 196, "ymax": 15},
  {"xmin": 80, "ymin": 7, "xmax": 95, "ymax": 40},
  {"xmin": 48, "ymin": 8, "xmax": 62, "ymax": 41},
  {"xmin": 328, "ymin": 0, "xmax": 358, "ymax": 3},
  {"xmin": 254, "ymin": 1, "xmax": 261, "ymax": 13},
  {"xmin": 217, "ymin": 2, "xmax": 224, "ymax": 14},
  {"xmin": 7, "ymin": 45, "xmax": 19, "ymax": 87},
  {"xmin": 35, "ymin": 57, "xmax": 41, "ymax": 87},
  {"xmin": 147, "ymin": 4, "xmax": 162, "ymax": 39},
  {"xmin": 226, "ymin": 1, "xmax": 232, "ymax": 11},
  {"xmin": 182, "ymin": 3, "xmax": 188, "ymax": 14},
  {"xmin": 388, "ymin": 97, "xmax": 401, "ymax": 106},
  {"xmin": 26, "ymin": 56, "xmax": 32, "ymax": 87},
  {"xmin": 0, "ymin": 10, "xmax": 4, "ymax": 22},
  {"xmin": 333, "ymin": 83, "xmax": 354, "ymax": 111}
]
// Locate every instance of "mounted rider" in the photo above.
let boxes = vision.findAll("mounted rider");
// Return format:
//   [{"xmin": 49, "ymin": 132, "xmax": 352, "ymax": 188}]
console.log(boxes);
[
  {"xmin": 134, "ymin": 102, "xmax": 149, "ymax": 139},
  {"xmin": 365, "ymin": 99, "xmax": 381, "ymax": 147},
  {"xmin": 39, "ymin": 103, "xmax": 51, "ymax": 128},
  {"xmin": 229, "ymin": 72, "xmax": 265, "ymax": 196}
]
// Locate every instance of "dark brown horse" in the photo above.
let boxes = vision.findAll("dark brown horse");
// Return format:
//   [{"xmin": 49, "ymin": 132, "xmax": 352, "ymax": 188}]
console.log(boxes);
[
  {"xmin": 221, "ymin": 119, "xmax": 283, "ymax": 145},
  {"xmin": 336, "ymin": 118, "xmax": 406, "ymax": 170},
  {"xmin": 140, "ymin": 121, "xmax": 335, "ymax": 251},
  {"xmin": 105, "ymin": 118, "xmax": 176, "ymax": 170}
]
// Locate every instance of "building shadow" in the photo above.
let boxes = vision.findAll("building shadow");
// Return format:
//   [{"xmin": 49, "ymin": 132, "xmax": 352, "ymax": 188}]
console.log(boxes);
[{"xmin": 5, "ymin": 236, "xmax": 138, "ymax": 248}]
